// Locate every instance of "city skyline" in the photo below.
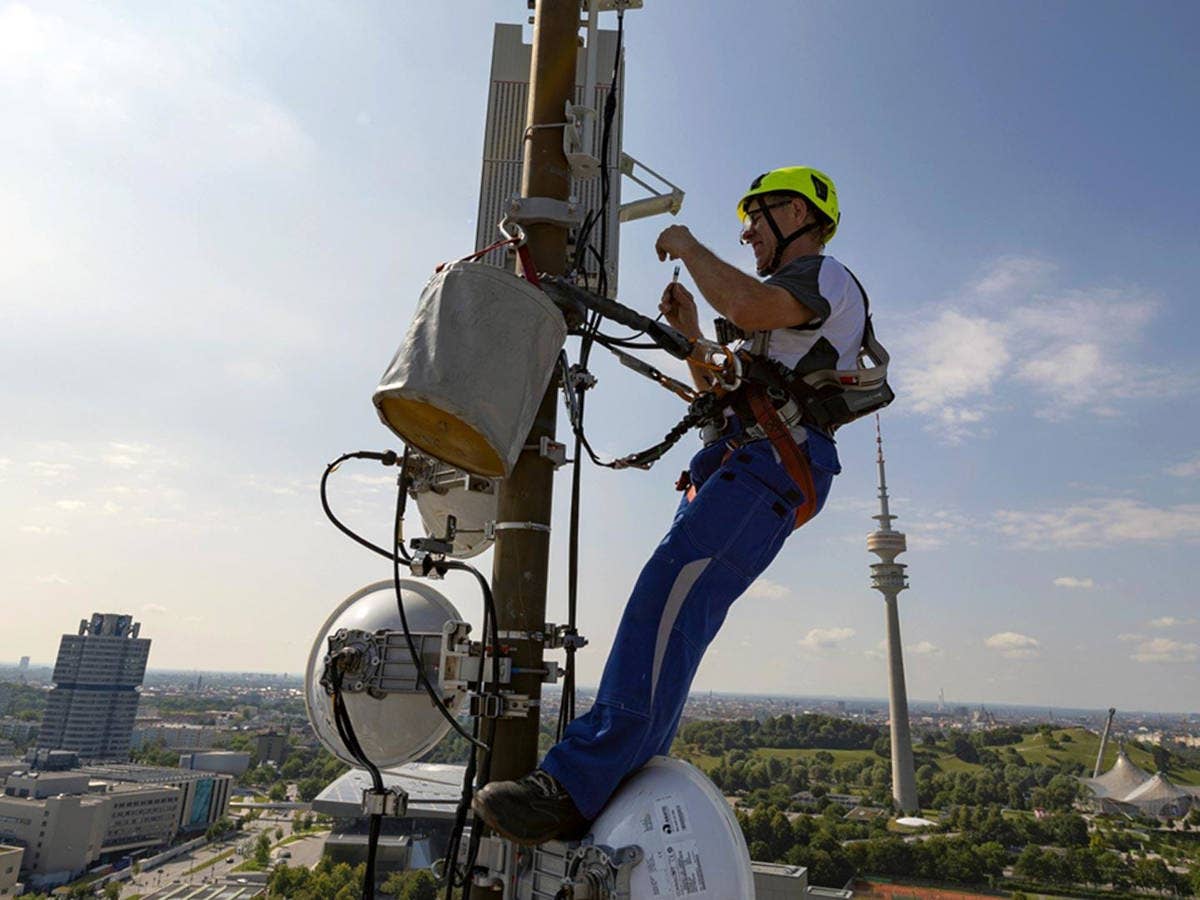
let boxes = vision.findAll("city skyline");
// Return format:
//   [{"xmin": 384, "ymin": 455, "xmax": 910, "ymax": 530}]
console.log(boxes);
[{"xmin": 3, "ymin": 2, "xmax": 1199, "ymax": 713}]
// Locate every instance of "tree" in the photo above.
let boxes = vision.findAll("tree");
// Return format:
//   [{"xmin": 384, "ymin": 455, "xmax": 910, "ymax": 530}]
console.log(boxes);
[
  {"xmin": 103, "ymin": 883, "xmax": 122, "ymax": 900},
  {"xmin": 268, "ymin": 782, "xmax": 287, "ymax": 801},
  {"xmin": 1152, "ymin": 744, "xmax": 1171, "ymax": 773},
  {"xmin": 382, "ymin": 870, "xmax": 439, "ymax": 900},
  {"xmin": 297, "ymin": 776, "xmax": 325, "ymax": 802},
  {"xmin": 951, "ymin": 735, "xmax": 978, "ymax": 764},
  {"xmin": 255, "ymin": 833, "xmax": 272, "ymax": 867}
]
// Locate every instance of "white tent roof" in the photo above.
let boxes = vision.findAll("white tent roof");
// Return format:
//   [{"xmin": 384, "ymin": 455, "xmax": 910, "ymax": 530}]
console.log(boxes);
[
  {"xmin": 1124, "ymin": 772, "xmax": 1191, "ymax": 804},
  {"xmin": 1088, "ymin": 749, "xmax": 1151, "ymax": 799}
]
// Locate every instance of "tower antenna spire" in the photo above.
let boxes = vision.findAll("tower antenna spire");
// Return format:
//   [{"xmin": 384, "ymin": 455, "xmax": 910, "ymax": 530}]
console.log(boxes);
[{"xmin": 867, "ymin": 416, "xmax": 918, "ymax": 814}]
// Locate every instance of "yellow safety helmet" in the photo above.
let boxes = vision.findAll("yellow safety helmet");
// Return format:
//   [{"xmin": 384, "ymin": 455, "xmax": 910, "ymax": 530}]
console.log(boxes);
[{"xmin": 737, "ymin": 166, "xmax": 840, "ymax": 242}]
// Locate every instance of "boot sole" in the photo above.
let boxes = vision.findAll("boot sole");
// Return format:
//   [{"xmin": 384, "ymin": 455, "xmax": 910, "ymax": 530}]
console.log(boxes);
[{"xmin": 471, "ymin": 795, "xmax": 552, "ymax": 847}]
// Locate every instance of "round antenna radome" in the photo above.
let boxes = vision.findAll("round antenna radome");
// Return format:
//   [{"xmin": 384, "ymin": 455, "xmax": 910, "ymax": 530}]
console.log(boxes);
[
  {"xmin": 408, "ymin": 453, "xmax": 498, "ymax": 559},
  {"xmin": 588, "ymin": 756, "xmax": 756, "ymax": 899},
  {"xmin": 304, "ymin": 580, "xmax": 464, "ymax": 769}
]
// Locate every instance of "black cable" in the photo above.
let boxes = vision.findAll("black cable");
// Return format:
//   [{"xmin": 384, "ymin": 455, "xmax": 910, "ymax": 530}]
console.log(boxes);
[
  {"xmin": 320, "ymin": 451, "xmax": 400, "ymax": 561},
  {"xmin": 391, "ymin": 478, "xmax": 489, "ymax": 751},
  {"xmin": 318, "ymin": 450, "xmax": 488, "ymax": 750},
  {"xmin": 328, "ymin": 665, "xmax": 383, "ymax": 900},
  {"xmin": 435, "ymin": 561, "xmax": 499, "ymax": 898}
]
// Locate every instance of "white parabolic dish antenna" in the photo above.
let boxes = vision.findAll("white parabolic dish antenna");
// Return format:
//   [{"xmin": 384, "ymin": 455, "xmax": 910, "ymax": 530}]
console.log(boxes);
[
  {"xmin": 304, "ymin": 580, "xmax": 464, "ymax": 769},
  {"xmin": 587, "ymin": 756, "xmax": 756, "ymax": 899}
]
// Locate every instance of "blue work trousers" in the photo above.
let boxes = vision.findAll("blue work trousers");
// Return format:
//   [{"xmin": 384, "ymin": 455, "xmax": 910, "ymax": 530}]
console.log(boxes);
[{"xmin": 540, "ymin": 427, "xmax": 839, "ymax": 819}]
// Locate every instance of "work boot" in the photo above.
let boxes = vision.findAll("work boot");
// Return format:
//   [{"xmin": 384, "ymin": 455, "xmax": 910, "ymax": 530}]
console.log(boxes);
[{"xmin": 472, "ymin": 769, "xmax": 590, "ymax": 846}]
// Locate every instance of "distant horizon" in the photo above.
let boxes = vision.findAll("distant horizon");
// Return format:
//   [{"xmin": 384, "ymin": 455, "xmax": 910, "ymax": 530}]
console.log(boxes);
[{"xmin": 2, "ymin": 662, "xmax": 1195, "ymax": 719}]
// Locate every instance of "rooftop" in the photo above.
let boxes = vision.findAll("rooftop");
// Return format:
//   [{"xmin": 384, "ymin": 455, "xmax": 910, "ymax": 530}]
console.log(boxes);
[{"xmin": 80, "ymin": 764, "xmax": 232, "ymax": 784}]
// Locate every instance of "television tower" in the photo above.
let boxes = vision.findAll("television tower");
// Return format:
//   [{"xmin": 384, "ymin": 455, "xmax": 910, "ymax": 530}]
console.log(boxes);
[{"xmin": 867, "ymin": 416, "xmax": 918, "ymax": 814}]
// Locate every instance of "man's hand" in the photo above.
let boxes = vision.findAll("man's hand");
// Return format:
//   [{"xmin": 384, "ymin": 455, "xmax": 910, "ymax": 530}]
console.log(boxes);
[
  {"xmin": 655, "ymin": 224, "xmax": 699, "ymax": 262},
  {"xmin": 659, "ymin": 281, "xmax": 700, "ymax": 339}
]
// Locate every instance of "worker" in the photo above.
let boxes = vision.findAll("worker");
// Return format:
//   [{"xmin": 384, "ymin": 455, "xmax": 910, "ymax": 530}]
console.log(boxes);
[{"xmin": 473, "ymin": 166, "xmax": 867, "ymax": 844}]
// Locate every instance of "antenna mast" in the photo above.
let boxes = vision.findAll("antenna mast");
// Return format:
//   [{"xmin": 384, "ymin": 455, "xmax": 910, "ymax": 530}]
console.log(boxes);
[{"xmin": 867, "ymin": 415, "xmax": 919, "ymax": 814}]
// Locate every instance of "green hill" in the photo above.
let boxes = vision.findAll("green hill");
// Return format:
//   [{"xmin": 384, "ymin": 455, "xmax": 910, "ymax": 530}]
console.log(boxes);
[{"xmin": 682, "ymin": 725, "xmax": 1200, "ymax": 786}]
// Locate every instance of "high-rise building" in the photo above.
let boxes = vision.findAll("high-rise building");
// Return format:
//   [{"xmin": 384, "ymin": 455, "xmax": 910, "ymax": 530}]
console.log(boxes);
[
  {"xmin": 867, "ymin": 418, "xmax": 919, "ymax": 814},
  {"xmin": 38, "ymin": 614, "xmax": 151, "ymax": 762}
]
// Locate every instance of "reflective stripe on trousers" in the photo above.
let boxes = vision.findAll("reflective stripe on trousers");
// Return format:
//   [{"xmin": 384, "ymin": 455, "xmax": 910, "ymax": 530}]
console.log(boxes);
[{"xmin": 540, "ymin": 433, "xmax": 836, "ymax": 819}]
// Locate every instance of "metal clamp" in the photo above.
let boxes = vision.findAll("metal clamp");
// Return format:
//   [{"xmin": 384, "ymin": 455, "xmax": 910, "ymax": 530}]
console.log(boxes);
[
  {"xmin": 484, "ymin": 521, "xmax": 551, "ymax": 540},
  {"xmin": 505, "ymin": 195, "xmax": 585, "ymax": 229},
  {"xmin": 362, "ymin": 787, "xmax": 407, "ymax": 818},
  {"xmin": 524, "ymin": 435, "xmax": 568, "ymax": 468},
  {"xmin": 469, "ymin": 691, "xmax": 536, "ymax": 720},
  {"xmin": 408, "ymin": 551, "xmax": 447, "ymax": 580},
  {"xmin": 543, "ymin": 623, "xmax": 589, "ymax": 651}
]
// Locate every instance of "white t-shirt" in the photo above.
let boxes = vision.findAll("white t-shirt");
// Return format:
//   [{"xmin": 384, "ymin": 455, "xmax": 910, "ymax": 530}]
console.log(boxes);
[{"xmin": 739, "ymin": 253, "xmax": 866, "ymax": 372}]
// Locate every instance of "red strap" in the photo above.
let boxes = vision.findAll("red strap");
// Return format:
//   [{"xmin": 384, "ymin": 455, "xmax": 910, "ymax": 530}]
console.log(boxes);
[
  {"xmin": 746, "ymin": 387, "xmax": 818, "ymax": 530},
  {"xmin": 434, "ymin": 237, "xmax": 542, "ymax": 289},
  {"xmin": 516, "ymin": 243, "xmax": 541, "ymax": 288}
]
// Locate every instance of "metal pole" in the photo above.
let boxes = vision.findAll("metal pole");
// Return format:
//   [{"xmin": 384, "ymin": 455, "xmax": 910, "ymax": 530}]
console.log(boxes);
[{"xmin": 470, "ymin": 6, "xmax": 578, "ymax": 894}]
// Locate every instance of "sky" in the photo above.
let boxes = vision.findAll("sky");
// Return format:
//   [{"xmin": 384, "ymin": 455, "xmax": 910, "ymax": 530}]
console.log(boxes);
[{"xmin": 3, "ymin": 1, "xmax": 1199, "ymax": 714}]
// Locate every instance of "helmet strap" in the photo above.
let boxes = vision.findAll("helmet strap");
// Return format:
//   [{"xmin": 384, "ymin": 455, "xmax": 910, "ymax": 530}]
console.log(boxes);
[{"xmin": 750, "ymin": 196, "xmax": 818, "ymax": 276}]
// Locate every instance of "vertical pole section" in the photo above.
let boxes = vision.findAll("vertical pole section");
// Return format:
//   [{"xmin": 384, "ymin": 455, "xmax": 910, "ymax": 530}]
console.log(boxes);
[{"xmin": 479, "ymin": 0, "xmax": 579, "ymax": 794}]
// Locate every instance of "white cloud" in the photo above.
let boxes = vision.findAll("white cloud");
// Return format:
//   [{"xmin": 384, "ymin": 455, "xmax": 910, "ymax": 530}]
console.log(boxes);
[
  {"xmin": 1166, "ymin": 455, "xmax": 1200, "ymax": 478},
  {"xmin": 1148, "ymin": 616, "xmax": 1197, "ymax": 629},
  {"xmin": 894, "ymin": 259, "xmax": 1181, "ymax": 441},
  {"xmin": 142, "ymin": 603, "xmax": 168, "ymax": 614},
  {"xmin": 1130, "ymin": 638, "xmax": 1200, "ymax": 664},
  {"xmin": 0, "ymin": 4, "xmax": 313, "ymax": 175},
  {"xmin": 798, "ymin": 627, "xmax": 856, "ymax": 651},
  {"xmin": 20, "ymin": 524, "xmax": 66, "ymax": 535},
  {"xmin": 35, "ymin": 574, "xmax": 69, "ymax": 585},
  {"xmin": 55, "ymin": 499, "xmax": 86, "ymax": 511},
  {"xmin": 29, "ymin": 460, "xmax": 76, "ymax": 482},
  {"xmin": 1117, "ymin": 633, "xmax": 1144, "ymax": 643},
  {"xmin": 969, "ymin": 256, "xmax": 1057, "ymax": 297},
  {"xmin": 907, "ymin": 640, "xmax": 941, "ymax": 657},
  {"xmin": 995, "ymin": 499, "xmax": 1200, "ymax": 549},
  {"xmin": 347, "ymin": 474, "xmax": 397, "ymax": 487},
  {"xmin": 864, "ymin": 639, "xmax": 886, "ymax": 660},
  {"xmin": 745, "ymin": 578, "xmax": 790, "ymax": 600},
  {"xmin": 984, "ymin": 631, "xmax": 1040, "ymax": 659},
  {"xmin": 896, "ymin": 309, "xmax": 1010, "ymax": 443},
  {"xmin": 1053, "ymin": 576, "xmax": 1095, "ymax": 589},
  {"xmin": 905, "ymin": 510, "xmax": 972, "ymax": 551}
]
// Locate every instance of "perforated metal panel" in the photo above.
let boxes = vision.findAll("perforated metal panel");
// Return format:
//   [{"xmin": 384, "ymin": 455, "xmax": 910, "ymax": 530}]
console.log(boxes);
[{"xmin": 475, "ymin": 23, "xmax": 624, "ymax": 294}]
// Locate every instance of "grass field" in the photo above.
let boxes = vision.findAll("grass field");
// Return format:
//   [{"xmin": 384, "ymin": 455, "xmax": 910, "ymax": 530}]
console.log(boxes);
[
  {"xmin": 1011, "ymin": 727, "xmax": 1200, "ymax": 785},
  {"xmin": 681, "ymin": 726, "xmax": 1200, "ymax": 785}
]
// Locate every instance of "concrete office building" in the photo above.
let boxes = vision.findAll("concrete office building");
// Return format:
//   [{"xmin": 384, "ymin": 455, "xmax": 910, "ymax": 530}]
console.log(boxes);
[
  {"xmin": 0, "ymin": 844, "xmax": 22, "ymax": 897},
  {"xmin": 255, "ymin": 732, "xmax": 289, "ymax": 765},
  {"xmin": 38, "ymin": 613, "xmax": 151, "ymax": 762},
  {"xmin": 131, "ymin": 722, "xmax": 226, "ymax": 751},
  {"xmin": 3, "ymin": 771, "xmax": 91, "ymax": 799},
  {"xmin": 79, "ymin": 764, "xmax": 232, "ymax": 835},
  {"xmin": 179, "ymin": 751, "xmax": 251, "ymax": 777},
  {"xmin": 95, "ymin": 782, "xmax": 182, "ymax": 854},
  {"xmin": 0, "ymin": 792, "xmax": 107, "ymax": 885},
  {"xmin": 0, "ymin": 721, "xmax": 37, "ymax": 745},
  {"xmin": 0, "ymin": 771, "xmax": 181, "ymax": 886}
]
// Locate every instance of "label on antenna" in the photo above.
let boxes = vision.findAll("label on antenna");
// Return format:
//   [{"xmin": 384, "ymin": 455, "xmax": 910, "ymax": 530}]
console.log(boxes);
[
  {"xmin": 665, "ymin": 840, "xmax": 707, "ymax": 896},
  {"xmin": 652, "ymin": 795, "xmax": 692, "ymax": 838}
]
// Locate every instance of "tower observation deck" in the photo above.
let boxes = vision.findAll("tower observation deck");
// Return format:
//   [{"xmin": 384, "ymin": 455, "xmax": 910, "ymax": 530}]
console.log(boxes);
[{"xmin": 868, "ymin": 417, "xmax": 918, "ymax": 814}]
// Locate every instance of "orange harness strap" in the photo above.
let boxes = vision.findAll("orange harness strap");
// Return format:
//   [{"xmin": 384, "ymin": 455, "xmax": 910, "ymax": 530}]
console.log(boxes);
[{"xmin": 745, "ymin": 386, "xmax": 818, "ymax": 530}]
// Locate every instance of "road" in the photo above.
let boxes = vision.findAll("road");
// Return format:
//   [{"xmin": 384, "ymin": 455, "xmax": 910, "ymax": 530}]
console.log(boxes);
[{"xmin": 122, "ymin": 813, "xmax": 320, "ymax": 894}]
